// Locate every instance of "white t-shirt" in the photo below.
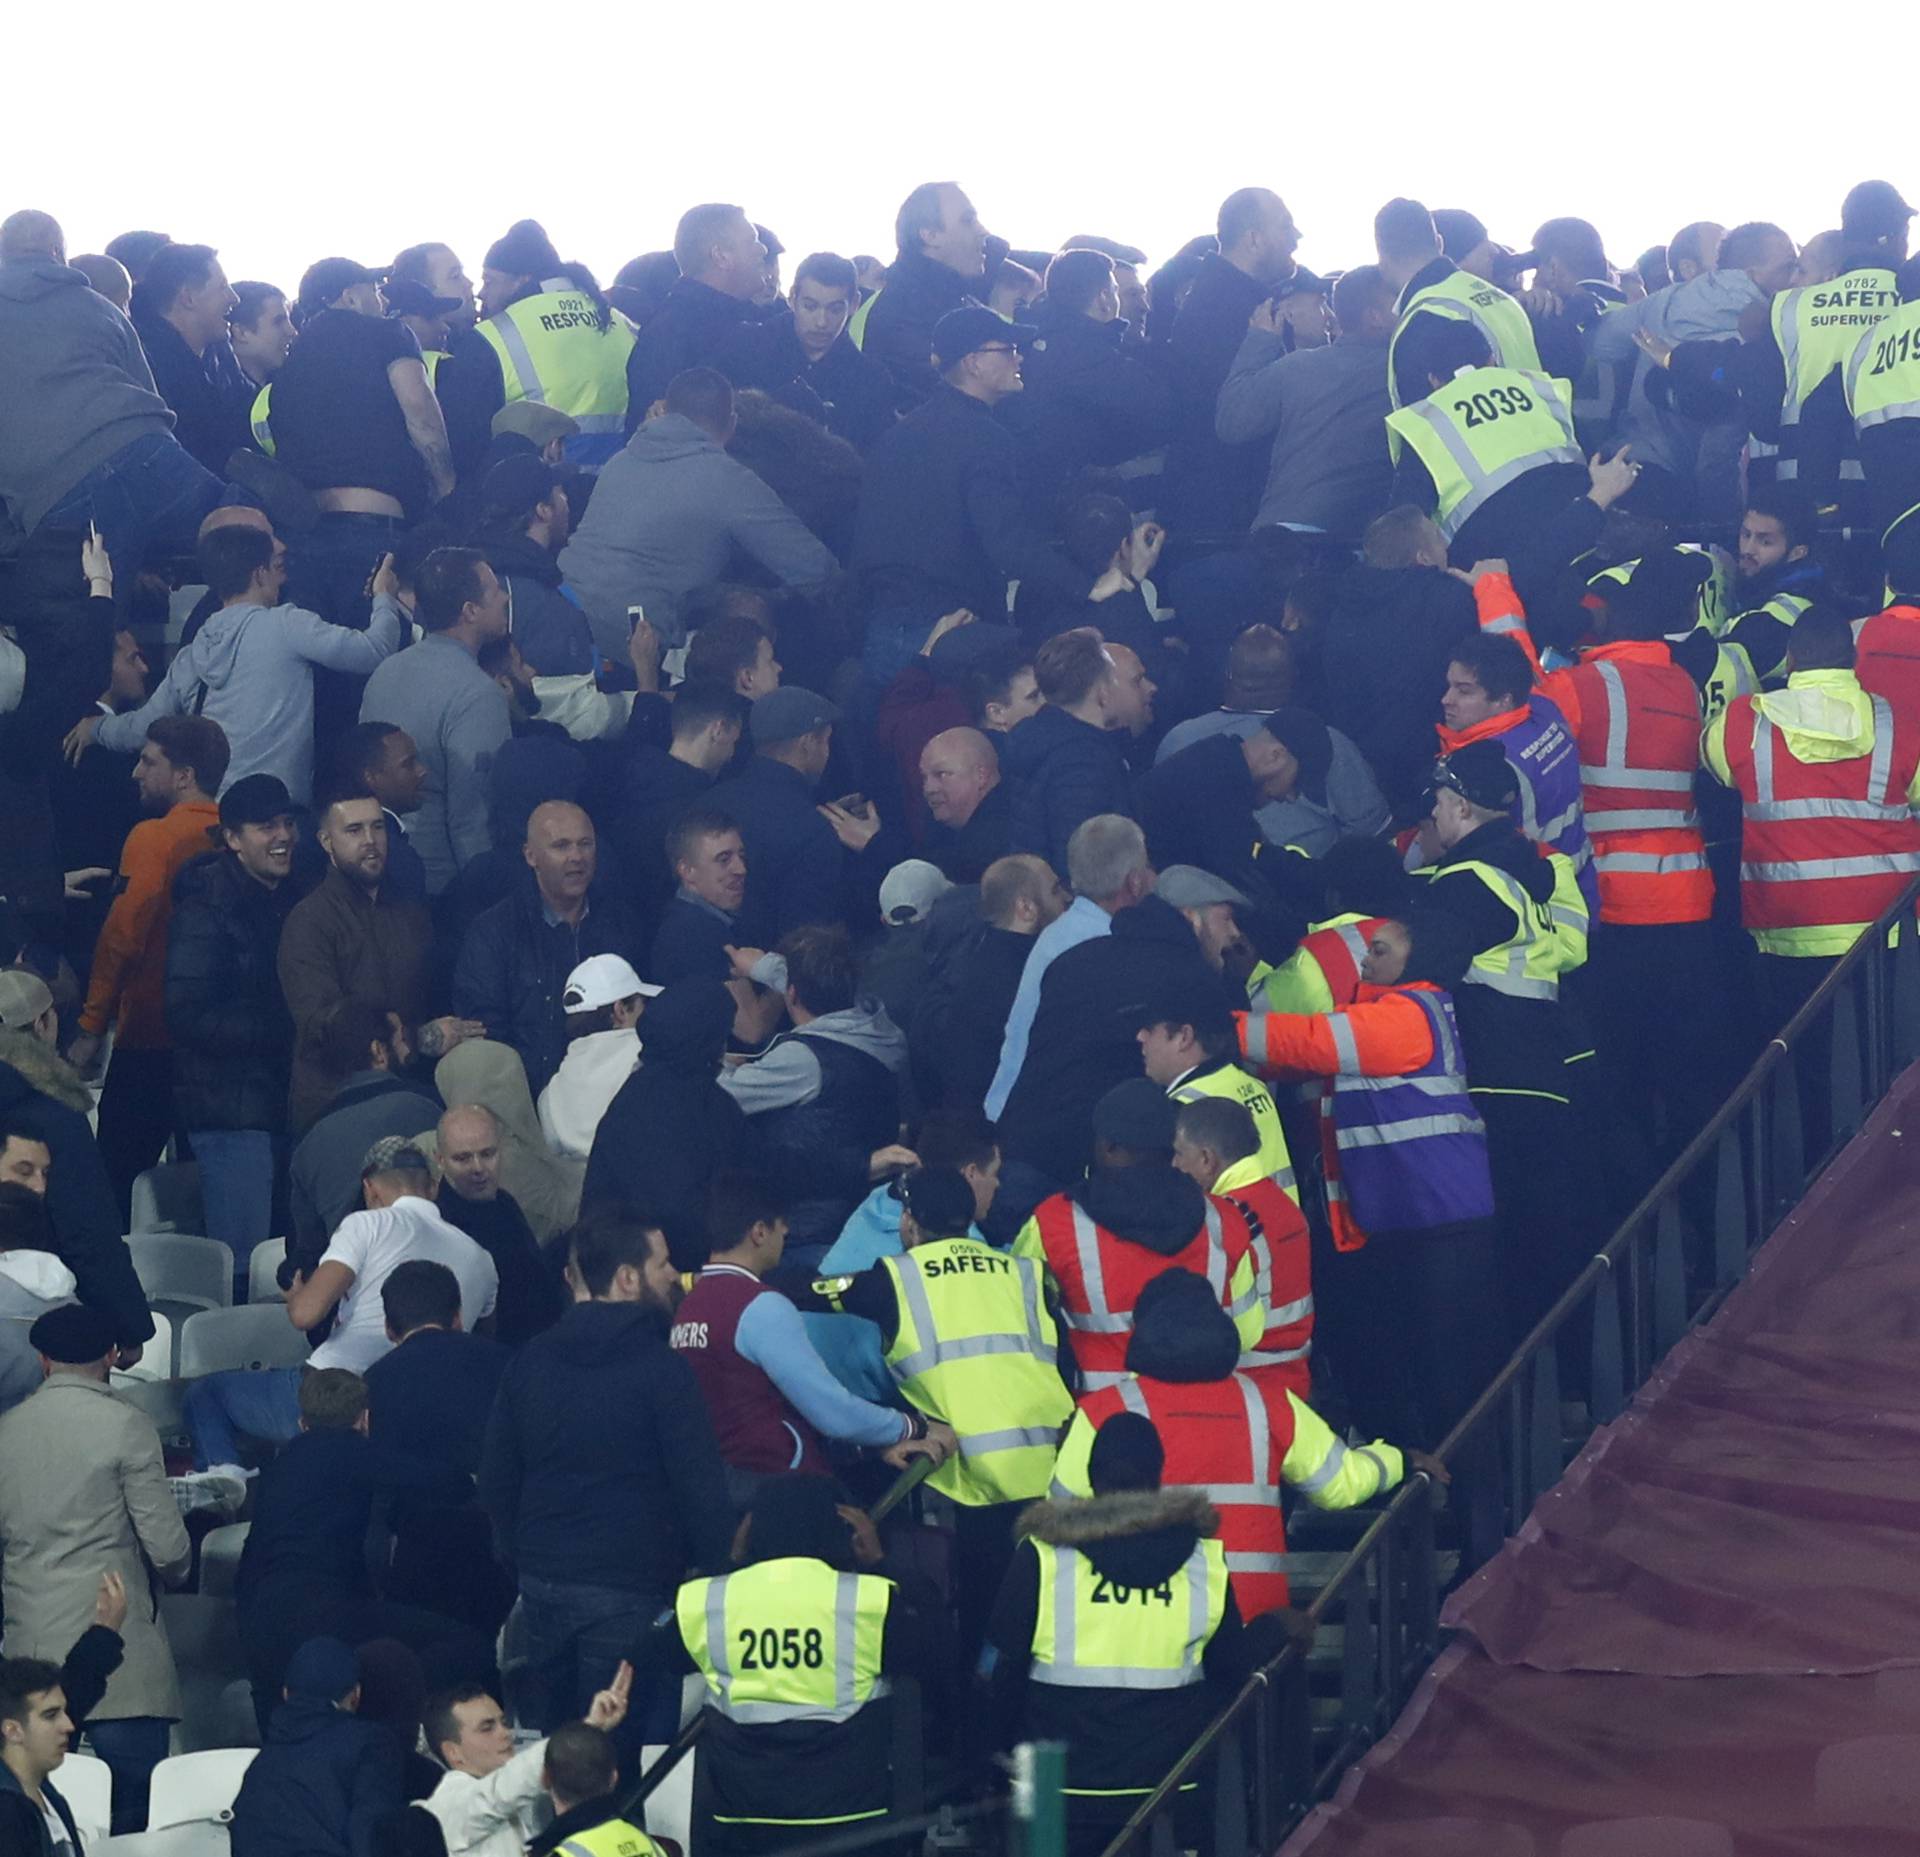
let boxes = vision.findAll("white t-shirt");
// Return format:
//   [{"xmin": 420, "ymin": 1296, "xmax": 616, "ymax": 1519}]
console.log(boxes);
[
  {"xmin": 41, "ymin": 1792, "xmax": 75, "ymax": 1856},
  {"xmin": 309, "ymin": 1194, "xmax": 499, "ymax": 1372}
]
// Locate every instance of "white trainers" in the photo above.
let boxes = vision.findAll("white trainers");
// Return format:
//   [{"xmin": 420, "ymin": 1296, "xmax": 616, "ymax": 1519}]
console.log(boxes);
[{"xmin": 169, "ymin": 1466, "xmax": 250, "ymax": 1519}]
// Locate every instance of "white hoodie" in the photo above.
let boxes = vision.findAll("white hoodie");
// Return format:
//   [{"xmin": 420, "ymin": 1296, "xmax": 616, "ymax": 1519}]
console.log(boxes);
[
  {"xmin": 0, "ymin": 1248, "xmax": 77, "ymax": 1319},
  {"xmin": 538, "ymin": 1028, "xmax": 642, "ymax": 1158},
  {"xmin": 420, "ymin": 1737, "xmax": 551, "ymax": 1857}
]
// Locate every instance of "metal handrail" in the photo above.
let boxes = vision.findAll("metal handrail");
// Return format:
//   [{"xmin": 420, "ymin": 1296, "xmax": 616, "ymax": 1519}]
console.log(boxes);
[{"xmin": 1098, "ymin": 875, "xmax": 1920, "ymax": 1857}]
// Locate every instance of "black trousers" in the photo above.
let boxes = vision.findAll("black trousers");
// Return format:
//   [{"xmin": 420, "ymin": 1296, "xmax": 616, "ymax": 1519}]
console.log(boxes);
[
  {"xmin": 1758, "ymin": 951, "xmax": 1842, "ymax": 1163},
  {"xmin": 1478, "ymin": 1090, "xmax": 1589, "ymax": 1348},
  {"xmin": 95, "ymin": 1046, "xmax": 179, "ymax": 1227}
]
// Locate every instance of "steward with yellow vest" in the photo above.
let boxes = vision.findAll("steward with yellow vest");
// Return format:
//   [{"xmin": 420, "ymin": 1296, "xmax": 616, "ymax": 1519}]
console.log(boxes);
[
  {"xmin": 1013, "ymin": 1080, "xmax": 1265, "ymax": 1392},
  {"xmin": 812, "ymin": 1165, "xmax": 1073, "ymax": 1665},
  {"xmin": 1845, "ymin": 258, "xmax": 1920, "ymax": 547},
  {"xmin": 665, "ymin": 1475, "xmax": 933, "ymax": 1857},
  {"xmin": 1235, "ymin": 912, "xmax": 1509, "ymax": 1442},
  {"xmin": 986, "ymin": 1410, "xmax": 1283, "ymax": 1857},
  {"xmin": 1418, "ymin": 741, "xmax": 1601, "ymax": 1337},
  {"xmin": 1480, "ymin": 550, "xmax": 1739, "ymax": 1169},
  {"xmin": 1771, "ymin": 182, "xmax": 1906, "ymax": 512},
  {"xmin": 1386, "ymin": 323, "xmax": 1641, "ymax": 578},
  {"xmin": 477, "ymin": 220, "xmax": 635, "ymax": 468},
  {"xmin": 529, "ymin": 1722, "xmax": 665, "ymax": 1857},
  {"xmin": 1048, "ymin": 1270, "xmax": 1405, "ymax": 1620}
]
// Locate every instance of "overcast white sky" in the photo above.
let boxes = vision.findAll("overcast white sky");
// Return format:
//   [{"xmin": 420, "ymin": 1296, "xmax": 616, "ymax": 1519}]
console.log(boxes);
[{"xmin": 6, "ymin": 3, "xmax": 1909, "ymax": 294}]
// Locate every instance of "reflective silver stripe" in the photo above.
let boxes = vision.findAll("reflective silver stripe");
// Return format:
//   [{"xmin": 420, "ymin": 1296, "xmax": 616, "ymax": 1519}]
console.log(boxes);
[
  {"xmin": 1462, "ymin": 968, "xmax": 1558, "ymax": 999},
  {"xmin": 1395, "ymin": 392, "xmax": 1582, "ymax": 540},
  {"xmin": 1293, "ymin": 1437, "xmax": 1351, "ymax": 1495},
  {"xmin": 961, "ymin": 1424, "xmax": 1060, "ymax": 1455},
  {"xmin": 1268, "ymin": 1293, "xmax": 1314, "ymax": 1325},
  {"xmin": 833, "ymin": 1573, "xmax": 859, "ymax": 1715},
  {"xmin": 1353, "ymin": 1448, "xmax": 1392, "ymax": 1489},
  {"xmin": 1777, "ymin": 288, "xmax": 1807, "ymax": 423},
  {"xmin": 1841, "ymin": 458, "xmax": 1866, "ymax": 481},
  {"xmin": 1855, "ymin": 397, "xmax": 1920, "ymax": 429},
  {"xmin": 1753, "ymin": 715, "xmax": 1776, "ymax": 806},
  {"xmin": 1595, "ymin": 658, "xmax": 1629, "ymax": 768},
  {"xmin": 1584, "ymin": 807, "xmax": 1703, "ymax": 830},
  {"xmin": 1332, "ymin": 924, "xmax": 1369, "ymax": 969},
  {"xmin": 1035, "ymin": 1544, "xmax": 1212, "ymax": 1690},
  {"xmin": 1328, "ymin": 1013, "xmax": 1362, "ymax": 1074},
  {"xmin": 1536, "ymin": 799, "xmax": 1584, "ymax": 843},
  {"xmin": 704, "ymin": 1579, "xmax": 732, "ymax": 1712},
  {"xmin": 1242, "ymin": 1016, "xmax": 1268, "ymax": 1065},
  {"xmin": 1239, "ymin": 1343, "xmax": 1312, "ymax": 1369},
  {"xmin": 1017, "ymin": 1255, "xmax": 1054, "ymax": 1361},
  {"xmin": 1201, "ymin": 1203, "xmax": 1228, "ymax": 1300},
  {"xmin": 1067, "ymin": 1204, "xmax": 1129, "ymax": 1333},
  {"xmin": 487, "ymin": 310, "xmax": 545, "ymax": 403},
  {"xmin": 1741, "ymin": 853, "xmax": 1920, "ymax": 882},
  {"xmin": 1117, "ymin": 1379, "xmax": 1149, "ymax": 1418},
  {"xmin": 1203, "ymin": 1483, "xmax": 1283, "ymax": 1508},
  {"xmin": 1869, "ymin": 697, "xmax": 1897, "ymax": 802},
  {"xmin": 1418, "ymin": 990, "xmax": 1463, "ymax": 1076},
  {"xmin": 888, "ymin": 1255, "xmax": 943, "ymax": 1378},
  {"xmin": 1237, "ymin": 1372, "xmax": 1269, "ymax": 1486},
  {"xmin": 1581, "ymin": 766, "xmax": 1694, "ymax": 791},
  {"xmin": 1336, "ymin": 1111, "xmax": 1487, "ymax": 1149},
  {"xmin": 1747, "ymin": 798, "xmax": 1914, "ymax": 824},
  {"xmin": 1594, "ymin": 851, "xmax": 1710, "ymax": 874},
  {"xmin": 1482, "ymin": 611, "xmax": 1524, "ymax": 635},
  {"xmin": 1777, "ymin": 457, "xmax": 1800, "ymax": 478},
  {"xmin": 1224, "ymin": 1551, "xmax": 1291, "ymax": 1574}
]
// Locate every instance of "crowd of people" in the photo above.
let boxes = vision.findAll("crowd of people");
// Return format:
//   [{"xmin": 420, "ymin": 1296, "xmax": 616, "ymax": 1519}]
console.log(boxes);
[{"xmin": 5, "ymin": 169, "xmax": 1920, "ymax": 1856}]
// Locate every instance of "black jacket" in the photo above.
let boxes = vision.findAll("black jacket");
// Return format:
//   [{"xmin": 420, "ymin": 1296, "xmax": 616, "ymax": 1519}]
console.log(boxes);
[
  {"xmin": 922, "ymin": 777, "xmax": 1012, "ymax": 882},
  {"xmin": 1390, "ymin": 447, "xmax": 1601, "ymax": 597},
  {"xmin": 363, "ymin": 1326, "xmax": 510, "ymax": 1481},
  {"xmin": 435, "ymin": 327, "xmax": 506, "ymax": 483},
  {"xmin": 288, "ymin": 1070, "xmax": 443, "ymax": 1273},
  {"xmin": 581, "ymin": 983, "xmax": 756, "ymax": 1262},
  {"xmin": 1422, "ymin": 819, "xmax": 1578, "ymax": 1099},
  {"xmin": 1000, "ymin": 896, "xmax": 1222, "ymax": 1181},
  {"xmin": 625, "ymin": 278, "xmax": 788, "ymax": 428},
  {"xmin": 1317, "ymin": 565, "xmax": 1478, "ymax": 822},
  {"xmin": 0, "ymin": 1028, "xmax": 153, "ymax": 1348},
  {"xmin": 707, "ymin": 754, "xmax": 862, "ymax": 942},
  {"xmin": 911, "ymin": 921, "xmax": 1033, "ymax": 1111},
  {"xmin": 612, "ymin": 745, "xmax": 714, "ymax": 918},
  {"xmin": 849, "ymin": 383, "xmax": 1093, "ymax": 625},
  {"xmin": 434, "ymin": 1183, "xmax": 566, "ymax": 1345},
  {"xmin": 0, "ymin": 1625, "xmax": 124, "ymax": 1857},
  {"xmin": 229, "ymin": 1695, "xmax": 408, "ymax": 1857},
  {"xmin": 999, "ymin": 303, "xmax": 1174, "ymax": 499},
  {"xmin": 1136, "ymin": 732, "xmax": 1266, "ymax": 888},
  {"xmin": 1002, "ymin": 705, "xmax": 1134, "ymax": 879},
  {"xmin": 650, "ymin": 890, "xmax": 736, "ymax": 984},
  {"xmin": 1160, "ymin": 252, "xmax": 1272, "ymax": 536},
  {"xmin": 164, "ymin": 850, "xmax": 302, "ymax": 1133},
  {"xmin": 752, "ymin": 1027, "xmax": 901, "ymax": 1251},
  {"xmin": 0, "ymin": 1762, "xmax": 78, "ymax": 1857},
  {"xmin": 766, "ymin": 320, "xmax": 898, "ymax": 452},
  {"xmin": 481, "ymin": 531, "xmax": 596, "ymax": 678},
  {"xmin": 132, "ymin": 305, "xmax": 246, "ymax": 473},
  {"xmin": 451, "ymin": 879, "xmax": 645, "ymax": 1099},
  {"xmin": 478, "ymin": 1298, "xmax": 735, "ymax": 1594},
  {"xmin": 861, "ymin": 244, "xmax": 1004, "ymax": 412}
]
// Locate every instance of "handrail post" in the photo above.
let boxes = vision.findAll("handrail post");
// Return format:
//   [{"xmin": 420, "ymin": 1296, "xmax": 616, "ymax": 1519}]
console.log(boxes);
[{"xmin": 1653, "ymin": 1199, "xmax": 1687, "ymax": 1355}]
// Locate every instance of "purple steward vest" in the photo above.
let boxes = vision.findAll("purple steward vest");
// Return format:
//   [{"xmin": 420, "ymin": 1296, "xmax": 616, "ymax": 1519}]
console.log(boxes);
[
  {"xmin": 1332, "ymin": 987, "xmax": 1495, "ymax": 1235},
  {"xmin": 669, "ymin": 1264, "xmax": 826, "ymax": 1474},
  {"xmin": 1500, "ymin": 696, "xmax": 1597, "ymax": 911}
]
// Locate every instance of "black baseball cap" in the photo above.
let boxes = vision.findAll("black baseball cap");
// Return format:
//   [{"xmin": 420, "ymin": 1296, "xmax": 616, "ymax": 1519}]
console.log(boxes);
[
  {"xmin": 1130, "ymin": 972, "xmax": 1238, "ymax": 1042},
  {"xmin": 1432, "ymin": 209, "xmax": 1491, "ymax": 262},
  {"xmin": 933, "ymin": 305, "xmax": 1037, "ymax": 367},
  {"xmin": 30, "ymin": 1303, "xmax": 119, "ymax": 1364},
  {"xmin": 1261, "ymin": 707, "xmax": 1333, "ymax": 805},
  {"xmin": 1093, "ymin": 1078, "xmax": 1179, "ymax": 1151},
  {"xmin": 218, "ymin": 772, "xmax": 297, "ymax": 830},
  {"xmin": 298, "ymin": 257, "xmax": 386, "ymax": 314},
  {"xmin": 1428, "ymin": 740, "xmax": 1519, "ymax": 811},
  {"xmin": 383, "ymin": 278, "xmax": 461, "ymax": 319},
  {"xmin": 1842, "ymin": 180, "xmax": 1916, "ymax": 243}
]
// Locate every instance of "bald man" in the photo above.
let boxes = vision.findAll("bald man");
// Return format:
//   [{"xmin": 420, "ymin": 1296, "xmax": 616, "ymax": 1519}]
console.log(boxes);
[
  {"xmin": 432, "ymin": 1104, "xmax": 563, "ymax": 1344},
  {"xmin": 920, "ymin": 726, "xmax": 1010, "ymax": 880},
  {"xmin": 70, "ymin": 253, "xmax": 132, "ymax": 313},
  {"xmin": 451, "ymin": 799, "xmax": 645, "ymax": 1095},
  {"xmin": 0, "ymin": 207, "xmax": 223, "ymax": 582}
]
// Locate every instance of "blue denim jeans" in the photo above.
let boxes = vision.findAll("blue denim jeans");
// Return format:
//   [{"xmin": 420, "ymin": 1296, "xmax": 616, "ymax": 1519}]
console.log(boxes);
[
  {"xmin": 85, "ymin": 1714, "xmax": 172, "ymax": 1833},
  {"xmin": 515, "ymin": 1574, "xmax": 676, "ymax": 1757},
  {"xmin": 187, "ymin": 1127, "xmax": 276, "ymax": 1299},
  {"xmin": 39, "ymin": 431, "xmax": 224, "ymax": 590},
  {"xmin": 184, "ymin": 1364, "xmax": 302, "ymax": 1470},
  {"xmin": 283, "ymin": 510, "xmax": 404, "ymax": 627}
]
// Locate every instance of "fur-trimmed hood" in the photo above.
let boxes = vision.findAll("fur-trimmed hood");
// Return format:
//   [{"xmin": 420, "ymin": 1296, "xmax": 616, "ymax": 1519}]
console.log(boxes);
[
  {"xmin": 1018, "ymin": 1486, "xmax": 1218, "ymax": 1547},
  {"xmin": 1017, "ymin": 1486, "xmax": 1219, "ymax": 1591},
  {"xmin": 0, "ymin": 1027, "xmax": 91, "ymax": 1115}
]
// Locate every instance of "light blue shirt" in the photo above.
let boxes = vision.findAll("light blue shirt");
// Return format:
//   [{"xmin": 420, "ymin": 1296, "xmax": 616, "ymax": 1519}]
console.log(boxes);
[{"xmin": 984, "ymin": 895, "xmax": 1113, "ymax": 1119}]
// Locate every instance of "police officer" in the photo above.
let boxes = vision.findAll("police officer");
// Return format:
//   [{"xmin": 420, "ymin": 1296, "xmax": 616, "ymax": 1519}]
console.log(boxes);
[
  {"xmin": 1013, "ymin": 1079, "xmax": 1265, "ymax": 1392},
  {"xmin": 1387, "ymin": 322, "xmax": 1642, "ymax": 579},
  {"xmin": 668, "ymin": 1475, "xmax": 929, "ymax": 1857},
  {"xmin": 477, "ymin": 220, "xmax": 635, "ymax": 468},
  {"xmin": 813, "ymin": 1166, "xmax": 1073, "ymax": 1666},
  {"xmin": 986, "ymin": 1411, "xmax": 1277, "ymax": 1857}
]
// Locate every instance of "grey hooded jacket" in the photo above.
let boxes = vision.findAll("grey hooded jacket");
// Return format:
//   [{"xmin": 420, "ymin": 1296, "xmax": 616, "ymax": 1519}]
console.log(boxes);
[
  {"xmin": 557, "ymin": 413, "xmax": 835, "ymax": 655},
  {"xmin": 0, "ymin": 257, "xmax": 176, "ymax": 533}
]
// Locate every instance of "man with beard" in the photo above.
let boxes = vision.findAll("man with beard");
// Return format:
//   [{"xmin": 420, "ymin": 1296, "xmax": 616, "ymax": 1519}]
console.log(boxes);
[
  {"xmin": 278, "ymin": 788, "xmax": 478, "ymax": 1131},
  {"xmin": 479, "ymin": 1212, "xmax": 733, "ymax": 1742}
]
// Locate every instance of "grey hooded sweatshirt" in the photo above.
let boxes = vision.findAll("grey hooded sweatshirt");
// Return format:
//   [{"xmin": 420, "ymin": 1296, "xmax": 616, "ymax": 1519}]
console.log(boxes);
[
  {"xmin": 95, "ymin": 590, "xmax": 405, "ymax": 804},
  {"xmin": 0, "ymin": 258, "xmax": 176, "ymax": 533},
  {"xmin": 716, "ymin": 998, "xmax": 908, "ymax": 1116},
  {"xmin": 557, "ymin": 412, "xmax": 835, "ymax": 655}
]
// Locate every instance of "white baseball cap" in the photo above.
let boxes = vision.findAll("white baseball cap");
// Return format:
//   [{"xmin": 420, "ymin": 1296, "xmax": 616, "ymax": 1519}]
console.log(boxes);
[
  {"xmin": 562, "ymin": 954, "xmax": 661, "ymax": 1012},
  {"xmin": 879, "ymin": 859, "xmax": 953, "ymax": 926}
]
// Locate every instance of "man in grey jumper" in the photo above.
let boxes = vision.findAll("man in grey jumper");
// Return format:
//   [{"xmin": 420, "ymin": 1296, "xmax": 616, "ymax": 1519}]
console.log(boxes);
[
  {"xmin": 359, "ymin": 547, "xmax": 512, "ymax": 895},
  {"xmin": 1214, "ymin": 264, "xmax": 1396, "ymax": 544},
  {"xmin": 558, "ymin": 366, "xmax": 835, "ymax": 656},
  {"xmin": 0, "ymin": 209, "xmax": 222, "ymax": 575}
]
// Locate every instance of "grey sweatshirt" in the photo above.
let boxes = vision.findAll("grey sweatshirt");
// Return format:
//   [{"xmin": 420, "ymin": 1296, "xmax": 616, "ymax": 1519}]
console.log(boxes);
[
  {"xmin": 0, "ymin": 258, "xmax": 178, "ymax": 534},
  {"xmin": 359, "ymin": 632, "xmax": 512, "ymax": 895},
  {"xmin": 718, "ymin": 999, "xmax": 908, "ymax": 1115},
  {"xmin": 96, "ymin": 592, "xmax": 404, "ymax": 804},
  {"xmin": 558, "ymin": 414, "xmax": 836, "ymax": 655},
  {"xmin": 1215, "ymin": 332, "xmax": 1393, "ymax": 539}
]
